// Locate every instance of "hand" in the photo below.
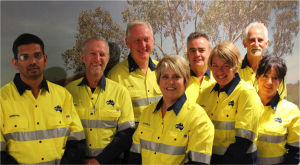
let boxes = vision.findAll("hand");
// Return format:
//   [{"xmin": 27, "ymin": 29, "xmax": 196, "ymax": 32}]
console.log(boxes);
[{"xmin": 83, "ymin": 158, "xmax": 100, "ymax": 165}]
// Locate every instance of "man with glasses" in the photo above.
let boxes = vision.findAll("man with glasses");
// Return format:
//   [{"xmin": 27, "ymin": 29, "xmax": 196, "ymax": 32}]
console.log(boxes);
[{"xmin": 1, "ymin": 33, "xmax": 86, "ymax": 164}]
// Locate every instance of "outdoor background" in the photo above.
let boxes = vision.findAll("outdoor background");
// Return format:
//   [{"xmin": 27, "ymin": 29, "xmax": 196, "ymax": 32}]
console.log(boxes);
[{"xmin": 1, "ymin": 0, "xmax": 299, "ymax": 106}]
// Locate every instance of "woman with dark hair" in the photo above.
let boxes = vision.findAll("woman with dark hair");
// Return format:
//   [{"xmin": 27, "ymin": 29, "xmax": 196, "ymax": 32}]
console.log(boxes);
[
  {"xmin": 200, "ymin": 41, "xmax": 263, "ymax": 164},
  {"xmin": 256, "ymin": 56, "xmax": 300, "ymax": 164}
]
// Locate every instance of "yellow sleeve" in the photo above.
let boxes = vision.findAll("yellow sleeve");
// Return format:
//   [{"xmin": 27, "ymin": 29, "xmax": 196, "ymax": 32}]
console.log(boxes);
[
  {"xmin": 117, "ymin": 86, "xmax": 135, "ymax": 131},
  {"xmin": 0, "ymin": 104, "xmax": 6, "ymax": 152},
  {"xmin": 186, "ymin": 106, "xmax": 214, "ymax": 164},
  {"xmin": 287, "ymin": 107, "xmax": 300, "ymax": 147},
  {"xmin": 235, "ymin": 89, "xmax": 263, "ymax": 142},
  {"xmin": 130, "ymin": 123, "xmax": 141, "ymax": 154}
]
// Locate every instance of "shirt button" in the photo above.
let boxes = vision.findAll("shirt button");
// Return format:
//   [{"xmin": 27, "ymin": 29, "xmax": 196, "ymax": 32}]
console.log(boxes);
[
  {"xmin": 141, "ymin": 132, "xmax": 143, "ymax": 134},
  {"xmin": 148, "ymin": 90, "xmax": 149, "ymax": 92},
  {"xmin": 37, "ymin": 122, "xmax": 39, "ymax": 125},
  {"xmin": 154, "ymin": 152, "xmax": 156, "ymax": 154},
  {"xmin": 35, "ymin": 105, "xmax": 37, "ymax": 107},
  {"xmin": 89, "ymin": 144, "xmax": 92, "ymax": 146},
  {"xmin": 211, "ymin": 113, "xmax": 213, "ymax": 116},
  {"xmin": 41, "ymin": 158, "xmax": 44, "ymax": 160},
  {"xmin": 158, "ymin": 137, "xmax": 160, "ymax": 139},
  {"xmin": 91, "ymin": 98, "xmax": 94, "ymax": 100},
  {"xmin": 59, "ymin": 121, "xmax": 61, "ymax": 124},
  {"xmin": 217, "ymin": 101, "xmax": 218, "ymax": 103},
  {"xmin": 39, "ymin": 141, "xmax": 42, "ymax": 143},
  {"xmin": 14, "ymin": 125, "xmax": 17, "ymax": 127},
  {"xmin": 90, "ymin": 129, "xmax": 92, "ymax": 131},
  {"xmin": 227, "ymin": 115, "xmax": 229, "ymax": 117}
]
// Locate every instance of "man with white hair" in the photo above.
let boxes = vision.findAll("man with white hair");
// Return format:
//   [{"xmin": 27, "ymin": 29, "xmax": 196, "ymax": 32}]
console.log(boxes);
[{"xmin": 239, "ymin": 22, "xmax": 287, "ymax": 99}]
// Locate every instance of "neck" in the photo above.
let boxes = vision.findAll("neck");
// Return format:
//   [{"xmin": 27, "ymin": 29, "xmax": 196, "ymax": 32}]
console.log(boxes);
[
  {"xmin": 191, "ymin": 66, "xmax": 207, "ymax": 84},
  {"xmin": 20, "ymin": 75, "xmax": 43, "ymax": 99},
  {"xmin": 161, "ymin": 97, "xmax": 176, "ymax": 118},
  {"xmin": 258, "ymin": 91, "xmax": 273, "ymax": 106},
  {"xmin": 86, "ymin": 72, "xmax": 103, "ymax": 88},
  {"xmin": 132, "ymin": 56, "xmax": 149, "ymax": 75},
  {"xmin": 247, "ymin": 54, "xmax": 262, "ymax": 73}
]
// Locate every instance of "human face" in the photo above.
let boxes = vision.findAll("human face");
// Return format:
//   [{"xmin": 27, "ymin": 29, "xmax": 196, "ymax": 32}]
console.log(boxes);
[
  {"xmin": 257, "ymin": 67, "xmax": 282, "ymax": 99},
  {"xmin": 81, "ymin": 39, "xmax": 109, "ymax": 77},
  {"xmin": 12, "ymin": 43, "xmax": 47, "ymax": 81},
  {"xmin": 243, "ymin": 26, "xmax": 269, "ymax": 56},
  {"xmin": 211, "ymin": 56, "xmax": 235, "ymax": 89},
  {"xmin": 159, "ymin": 67, "xmax": 186, "ymax": 103},
  {"xmin": 125, "ymin": 24, "xmax": 154, "ymax": 64},
  {"xmin": 187, "ymin": 37, "xmax": 211, "ymax": 70}
]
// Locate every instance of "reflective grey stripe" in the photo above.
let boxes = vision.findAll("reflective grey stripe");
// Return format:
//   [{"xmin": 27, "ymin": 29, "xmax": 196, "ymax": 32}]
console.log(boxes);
[
  {"xmin": 258, "ymin": 154, "xmax": 286, "ymax": 164},
  {"xmin": 258, "ymin": 133, "xmax": 287, "ymax": 143},
  {"xmin": 19, "ymin": 159, "xmax": 61, "ymax": 165},
  {"xmin": 132, "ymin": 96, "xmax": 162, "ymax": 107},
  {"xmin": 287, "ymin": 141, "xmax": 300, "ymax": 147},
  {"xmin": 212, "ymin": 120, "xmax": 235, "ymax": 130},
  {"xmin": 67, "ymin": 130, "xmax": 85, "ymax": 141},
  {"xmin": 86, "ymin": 147, "xmax": 104, "ymax": 157},
  {"xmin": 140, "ymin": 139, "xmax": 186, "ymax": 155},
  {"xmin": 118, "ymin": 120, "xmax": 135, "ymax": 131},
  {"xmin": 236, "ymin": 128, "xmax": 256, "ymax": 142},
  {"xmin": 1, "ymin": 141, "xmax": 6, "ymax": 151},
  {"xmin": 213, "ymin": 144, "xmax": 256, "ymax": 155},
  {"xmin": 130, "ymin": 143, "xmax": 141, "ymax": 154},
  {"xmin": 4, "ymin": 127, "xmax": 69, "ymax": 141},
  {"xmin": 81, "ymin": 119, "xmax": 117, "ymax": 129},
  {"xmin": 188, "ymin": 150, "xmax": 211, "ymax": 164}
]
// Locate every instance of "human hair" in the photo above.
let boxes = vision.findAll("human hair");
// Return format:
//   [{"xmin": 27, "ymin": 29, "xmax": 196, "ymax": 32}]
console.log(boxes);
[
  {"xmin": 156, "ymin": 55, "xmax": 190, "ymax": 86},
  {"xmin": 243, "ymin": 22, "xmax": 268, "ymax": 41},
  {"xmin": 256, "ymin": 56, "xmax": 287, "ymax": 80},
  {"xmin": 126, "ymin": 19, "xmax": 153, "ymax": 39},
  {"xmin": 12, "ymin": 33, "xmax": 45, "ymax": 59},
  {"xmin": 187, "ymin": 31, "xmax": 211, "ymax": 48},
  {"xmin": 208, "ymin": 41, "xmax": 242, "ymax": 73},
  {"xmin": 81, "ymin": 37, "xmax": 109, "ymax": 56}
]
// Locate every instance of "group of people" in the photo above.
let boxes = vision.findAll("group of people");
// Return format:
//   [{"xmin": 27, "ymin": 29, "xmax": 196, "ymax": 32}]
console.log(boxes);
[{"xmin": 1, "ymin": 19, "xmax": 299, "ymax": 165}]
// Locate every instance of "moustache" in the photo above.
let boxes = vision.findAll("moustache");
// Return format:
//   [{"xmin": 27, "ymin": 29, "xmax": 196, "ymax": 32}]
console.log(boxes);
[
  {"xmin": 250, "ymin": 47, "xmax": 262, "ymax": 51},
  {"xmin": 27, "ymin": 65, "xmax": 39, "ymax": 70}
]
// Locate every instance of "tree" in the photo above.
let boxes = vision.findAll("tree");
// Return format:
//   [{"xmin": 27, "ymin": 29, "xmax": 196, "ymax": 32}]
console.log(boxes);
[
  {"xmin": 198, "ymin": 0, "xmax": 299, "ymax": 57},
  {"xmin": 122, "ymin": 0, "xmax": 209, "ymax": 59},
  {"xmin": 61, "ymin": 7, "xmax": 128, "ymax": 74}
]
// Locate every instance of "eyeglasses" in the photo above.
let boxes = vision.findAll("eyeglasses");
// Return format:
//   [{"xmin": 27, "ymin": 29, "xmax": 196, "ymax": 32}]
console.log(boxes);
[{"xmin": 17, "ymin": 54, "xmax": 44, "ymax": 61}]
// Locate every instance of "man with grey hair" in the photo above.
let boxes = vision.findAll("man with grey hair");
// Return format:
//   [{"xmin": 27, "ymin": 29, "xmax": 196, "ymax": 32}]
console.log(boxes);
[
  {"xmin": 185, "ymin": 32, "xmax": 215, "ymax": 104},
  {"xmin": 65, "ymin": 37, "xmax": 135, "ymax": 164},
  {"xmin": 239, "ymin": 22, "xmax": 287, "ymax": 99},
  {"xmin": 107, "ymin": 19, "xmax": 162, "ymax": 125}
]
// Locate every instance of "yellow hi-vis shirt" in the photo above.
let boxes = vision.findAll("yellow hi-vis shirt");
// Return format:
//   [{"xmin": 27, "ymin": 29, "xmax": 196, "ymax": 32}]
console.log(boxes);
[
  {"xmin": 257, "ymin": 92, "xmax": 300, "ymax": 164},
  {"xmin": 65, "ymin": 76, "xmax": 135, "ymax": 157},
  {"xmin": 107, "ymin": 54, "xmax": 162, "ymax": 122},
  {"xmin": 185, "ymin": 69, "xmax": 215, "ymax": 104},
  {"xmin": 198, "ymin": 73, "xmax": 263, "ymax": 160},
  {"xmin": 130, "ymin": 93, "xmax": 214, "ymax": 164},
  {"xmin": 238, "ymin": 54, "xmax": 287, "ymax": 99},
  {"xmin": 1, "ymin": 74, "xmax": 85, "ymax": 164}
]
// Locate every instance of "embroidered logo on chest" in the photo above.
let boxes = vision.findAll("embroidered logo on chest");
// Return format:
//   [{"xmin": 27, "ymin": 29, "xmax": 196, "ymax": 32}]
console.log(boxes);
[
  {"xmin": 274, "ymin": 117, "xmax": 282, "ymax": 123},
  {"xmin": 175, "ymin": 123, "xmax": 184, "ymax": 130},
  {"xmin": 106, "ymin": 100, "xmax": 115, "ymax": 107},
  {"xmin": 54, "ymin": 105, "xmax": 62, "ymax": 113},
  {"xmin": 228, "ymin": 100, "xmax": 234, "ymax": 107}
]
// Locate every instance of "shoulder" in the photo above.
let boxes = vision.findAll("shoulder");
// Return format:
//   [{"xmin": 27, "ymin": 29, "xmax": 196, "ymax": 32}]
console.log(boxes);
[
  {"xmin": 0, "ymin": 81, "xmax": 16, "ymax": 98},
  {"xmin": 47, "ymin": 81, "xmax": 73, "ymax": 97},
  {"xmin": 65, "ymin": 78, "xmax": 83, "ymax": 90},
  {"xmin": 279, "ymin": 99, "xmax": 299, "ymax": 113},
  {"xmin": 236, "ymin": 79, "xmax": 256, "ymax": 91},
  {"xmin": 151, "ymin": 59, "xmax": 159, "ymax": 65},
  {"xmin": 106, "ymin": 78, "xmax": 128, "ymax": 91},
  {"xmin": 108, "ymin": 59, "xmax": 128, "ymax": 74}
]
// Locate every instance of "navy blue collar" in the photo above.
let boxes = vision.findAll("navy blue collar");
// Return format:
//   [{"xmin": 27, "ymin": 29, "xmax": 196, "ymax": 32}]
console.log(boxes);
[
  {"xmin": 266, "ymin": 92, "xmax": 280, "ymax": 111},
  {"xmin": 153, "ymin": 92, "xmax": 187, "ymax": 116},
  {"xmin": 212, "ymin": 73, "xmax": 241, "ymax": 96},
  {"xmin": 241, "ymin": 54, "xmax": 251, "ymax": 69},
  {"xmin": 77, "ymin": 74, "xmax": 106, "ymax": 91},
  {"xmin": 128, "ymin": 53, "xmax": 156, "ymax": 73},
  {"xmin": 13, "ymin": 73, "xmax": 49, "ymax": 96},
  {"xmin": 190, "ymin": 68, "xmax": 211, "ymax": 79}
]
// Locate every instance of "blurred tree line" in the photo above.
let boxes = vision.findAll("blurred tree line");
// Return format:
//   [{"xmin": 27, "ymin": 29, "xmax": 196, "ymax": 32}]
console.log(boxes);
[{"xmin": 62, "ymin": 0, "xmax": 299, "ymax": 75}]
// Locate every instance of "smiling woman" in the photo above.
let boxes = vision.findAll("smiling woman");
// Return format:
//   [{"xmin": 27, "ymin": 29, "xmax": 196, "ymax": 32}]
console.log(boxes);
[
  {"xmin": 128, "ymin": 55, "xmax": 214, "ymax": 164},
  {"xmin": 200, "ymin": 42, "xmax": 263, "ymax": 164}
]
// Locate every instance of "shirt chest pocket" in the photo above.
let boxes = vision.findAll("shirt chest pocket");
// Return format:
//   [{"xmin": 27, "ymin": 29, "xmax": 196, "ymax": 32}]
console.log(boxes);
[
  {"xmin": 129, "ymin": 90, "xmax": 142, "ymax": 99},
  {"xmin": 5, "ymin": 118, "xmax": 30, "ymax": 152},
  {"xmin": 99, "ymin": 109, "xmax": 121, "ymax": 120},
  {"xmin": 264, "ymin": 125, "xmax": 287, "ymax": 136}
]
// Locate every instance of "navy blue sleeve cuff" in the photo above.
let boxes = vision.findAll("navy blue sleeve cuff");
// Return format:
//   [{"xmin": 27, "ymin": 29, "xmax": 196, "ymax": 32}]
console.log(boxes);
[
  {"xmin": 1, "ymin": 151, "xmax": 18, "ymax": 164},
  {"xmin": 95, "ymin": 128, "xmax": 135, "ymax": 164},
  {"xmin": 285, "ymin": 144, "xmax": 300, "ymax": 164},
  {"xmin": 128, "ymin": 151, "xmax": 141, "ymax": 164},
  {"xmin": 219, "ymin": 136, "xmax": 253, "ymax": 164},
  {"xmin": 60, "ymin": 139, "xmax": 86, "ymax": 164}
]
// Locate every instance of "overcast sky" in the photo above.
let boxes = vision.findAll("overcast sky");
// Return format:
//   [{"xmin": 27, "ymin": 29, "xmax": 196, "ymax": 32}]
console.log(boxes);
[{"xmin": 1, "ymin": 1, "xmax": 299, "ymax": 87}]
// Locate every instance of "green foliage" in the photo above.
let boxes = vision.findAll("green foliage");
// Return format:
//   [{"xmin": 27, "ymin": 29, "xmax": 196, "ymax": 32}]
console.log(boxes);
[{"xmin": 61, "ymin": 7, "xmax": 128, "ymax": 74}]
